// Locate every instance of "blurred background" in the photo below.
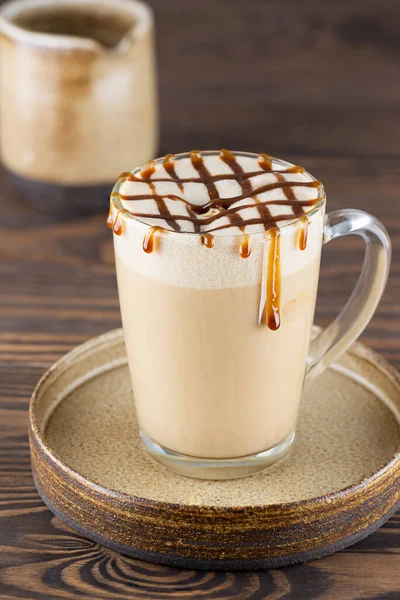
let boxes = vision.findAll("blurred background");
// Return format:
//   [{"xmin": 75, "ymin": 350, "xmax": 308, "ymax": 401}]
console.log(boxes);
[
  {"xmin": 154, "ymin": 0, "xmax": 399, "ymax": 158},
  {"xmin": 1, "ymin": 0, "xmax": 399, "ymax": 363}
]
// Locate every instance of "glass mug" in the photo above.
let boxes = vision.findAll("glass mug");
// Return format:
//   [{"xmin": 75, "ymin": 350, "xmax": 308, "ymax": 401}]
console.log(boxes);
[{"xmin": 109, "ymin": 150, "xmax": 391, "ymax": 479}]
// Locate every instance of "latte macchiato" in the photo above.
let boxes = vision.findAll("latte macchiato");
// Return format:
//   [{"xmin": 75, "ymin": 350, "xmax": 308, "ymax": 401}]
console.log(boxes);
[{"xmin": 109, "ymin": 150, "xmax": 325, "ymax": 476}]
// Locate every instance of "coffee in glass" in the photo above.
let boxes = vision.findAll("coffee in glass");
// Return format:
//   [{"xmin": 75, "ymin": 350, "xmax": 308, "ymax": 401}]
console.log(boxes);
[{"xmin": 109, "ymin": 150, "xmax": 390, "ymax": 479}]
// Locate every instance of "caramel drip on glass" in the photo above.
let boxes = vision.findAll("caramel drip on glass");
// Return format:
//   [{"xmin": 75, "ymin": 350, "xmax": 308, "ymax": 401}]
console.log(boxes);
[
  {"xmin": 107, "ymin": 207, "xmax": 124, "ymax": 236},
  {"xmin": 140, "ymin": 162, "xmax": 156, "ymax": 180},
  {"xmin": 200, "ymin": 234, "xmax": 214, "ymax": 248},
  {"xmin": 258, "ymin": 153, "xmax": 272, "ymax": 171},
  {"xmin": 107, "ymin": 192, "xmax": 121, "ymax": 229},
  {"xmin": 106, "ymin": 207, "xmax": 114, "ymax": 230},
  {"xmin": 298, "ymin": 216, "xmax": 308, "ymax": 251},
  {"xmin": 113, "ymin": 216, "xmax": 123, "ymax": 236},
  {"xmin": 239, "ymin": 234, "xmax": 251, "ymax": 258},
  {"xmin": 143, "ymin": 226, "xmax": 163, "ymax": 254},
  {"xmin": 259, "ymin": 228, "xmax": 281, "ymax": 330}
]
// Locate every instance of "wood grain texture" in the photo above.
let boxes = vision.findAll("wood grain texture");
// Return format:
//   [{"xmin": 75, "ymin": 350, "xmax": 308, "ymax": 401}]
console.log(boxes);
[{"xmin": 1, "ymin": 0, "xmax": 400, "ymax": 597}]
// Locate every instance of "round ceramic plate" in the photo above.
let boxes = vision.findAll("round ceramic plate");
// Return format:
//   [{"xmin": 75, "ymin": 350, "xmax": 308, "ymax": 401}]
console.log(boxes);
[{"xmin": 29, "ymin": 328, "xmax": 400, "ymax": 570}]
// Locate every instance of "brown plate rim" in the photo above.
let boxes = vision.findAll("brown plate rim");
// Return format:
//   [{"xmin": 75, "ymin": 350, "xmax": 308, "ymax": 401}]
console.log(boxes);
[{"xmin": 30, "ymin": 327, "xmax": 400, "ymax": 513}]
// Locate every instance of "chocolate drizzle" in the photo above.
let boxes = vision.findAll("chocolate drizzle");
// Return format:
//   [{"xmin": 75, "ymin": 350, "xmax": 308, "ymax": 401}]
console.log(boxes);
[
  {"xmin": 163, "ymin": 154, "xmax": 184, "ymax": 191},
  {"xmin": 221, "ymin": 149, "xmax": 253, "ymax": 259},
  {"xmin": 273, "ymin": 168, "xmax": 309, "ymax": 252},
  {"xmin": 108, "ymin": 150, "xmax": 323, "ymax": 331},
  {"xmin": 141, "ymin": 162, "xmax": 182, "ymax": 233},
  {"xmin": 190, "ymin": 150, "xmax": 220, "ymax": 202}
]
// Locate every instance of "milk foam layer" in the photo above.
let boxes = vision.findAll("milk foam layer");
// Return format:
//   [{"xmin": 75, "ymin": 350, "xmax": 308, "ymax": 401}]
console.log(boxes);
[{"xmin": 111, "ymin": 151, "xmax": 325, "ymax": 289}]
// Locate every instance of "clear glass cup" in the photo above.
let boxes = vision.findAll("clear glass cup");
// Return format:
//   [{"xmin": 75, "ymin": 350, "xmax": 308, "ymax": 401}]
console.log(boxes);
[{"xmin": 110, "ymin": 151, "xmax": 391, "ymax": 479}]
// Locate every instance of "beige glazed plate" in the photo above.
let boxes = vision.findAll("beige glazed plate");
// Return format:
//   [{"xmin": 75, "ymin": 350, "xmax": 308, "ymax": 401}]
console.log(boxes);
[{"xmin": 29, "ymin": 328, "xmax": 400, "ymax": 570}]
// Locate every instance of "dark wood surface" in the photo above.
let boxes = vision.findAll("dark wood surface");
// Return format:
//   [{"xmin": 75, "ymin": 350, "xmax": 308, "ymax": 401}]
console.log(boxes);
[{"xmin": 1, "ymin": 0, "xmax": 400, "ymax": 598}]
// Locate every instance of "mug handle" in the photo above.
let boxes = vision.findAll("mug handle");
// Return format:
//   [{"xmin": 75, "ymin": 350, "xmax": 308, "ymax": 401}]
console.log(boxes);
[{"xmin": 306, "ymin": 209, "xmax": 391, "ymax": 383}]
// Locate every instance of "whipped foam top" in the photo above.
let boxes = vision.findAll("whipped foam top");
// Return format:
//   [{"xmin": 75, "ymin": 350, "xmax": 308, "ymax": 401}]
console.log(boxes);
[
  {"xmin": 114, "ymin": 150, "xmax": 323, "ymax": 236},
  {"xmin": 109, "ymin": 151, "xmax": 326, "ymax": 330}
]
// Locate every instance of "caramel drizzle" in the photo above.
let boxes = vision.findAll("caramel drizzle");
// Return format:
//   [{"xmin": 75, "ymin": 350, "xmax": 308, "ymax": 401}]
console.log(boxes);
[
  {"xmin": 163, "ymin": 154, "xmax": 184, "ymax": 191},
  {"xmin": 109, "ymin": 151, "xmax": 323, "ymax": 330},
  {"xmin": 120, "ymin": 194, "xmax": 317, "ymax": 222},
  {"xmin": 200, "ymin": 234, "xmax": 214, "ymax": 249},
  {"xmin": 298, "ymin": 216, "xmax": 308, "ymax": 251},
  {"xmin": 259, "ymin": 229, "xmax": 281, "ymax": 330},
  {"xmin": 107, "ymin": 206, "xmax": 124, "ymax": 236},
  {"xmin": 141, "ymin": 162, "xmax": 182, "ymax": 234},
  {"xmin": 106, "ymin": 207, "xmax": 113, "ymax": 229},
  {"xmin": 262, "ymin": 158, "xmax": 309, "ymax": 252},
  {"xmin": 221, "ymin": 149, "xmax": 252, "ymax": 258},
  {"xmin": 119, "ymin": 181, "xmax": 320, "ymax": 221},
  {"xmin": 121, "ymin": 165, "xmax": 305, "ymax": 185},
  {"xmin": 223, "ymin": 151, "xmax": 280, "ymax": 323},
  {"xmin": 143, "ymin": 226, "xmax": 163, "ymax": 254},
  {"xmin": 190, "ymin": 150, "xmax": 220, "ymax": 201},
  {"xmin": 239, "ymin": 234, "xmax": 251, "ymax": 258}
]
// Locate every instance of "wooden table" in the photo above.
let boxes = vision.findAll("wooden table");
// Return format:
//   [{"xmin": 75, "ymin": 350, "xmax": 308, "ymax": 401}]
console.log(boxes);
[{"xmin": 1, "ymin": 0, "xmax": 400, "ymax": 597}]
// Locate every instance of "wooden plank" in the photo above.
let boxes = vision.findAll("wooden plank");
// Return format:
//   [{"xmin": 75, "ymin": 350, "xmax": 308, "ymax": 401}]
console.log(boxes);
[{"xmin": 0, "ymin": 486, "xmax": 399, "ymax": 598}]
